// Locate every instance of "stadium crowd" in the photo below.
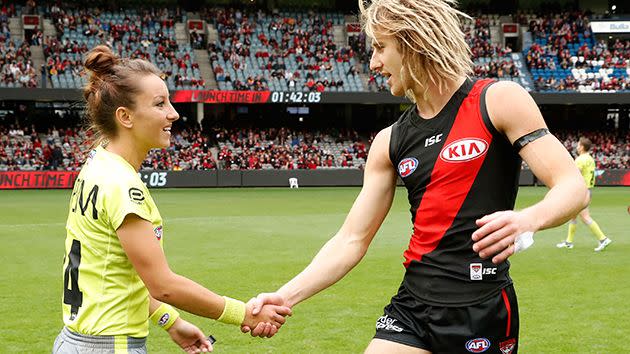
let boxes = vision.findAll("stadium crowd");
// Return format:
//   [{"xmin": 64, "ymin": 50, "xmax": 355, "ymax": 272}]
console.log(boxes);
[
  {"xmin": 0, "ymin": 123, "xmax": 88, "ymax": 171},
  {"xmin": 0, "ymin": 121, "xmax": 373, "ymax": 171},
  {"xmin": 0, "ymin": 39, "xmax": 37, "ymax": 88},
  {"xmin": 557, "ymin": 130, "xmax": 630, "ymax": 169},
  {"xmin": 1, "ymin": 119, "xmax": 628, "ymax": 172},
  {"xmin": 204, "ymin": 7, "xmax": 362, "ymax": 92},
  {"xmin": 43, "ymin": 5, "xmax": 204, "ymax": 90},
  {"xmin": 466, "ymin": 14, "xmax": 521, "ymax": 80},
  {"xmin": 213, "ymin": 127, "xmax": 368, "ymax": 170},
  {"xmin": 2, "ymin": 3, "xmax": 628, "ymax": 93},
  {"xmin": 524, "ymin": 12, "xmax": 630, "ymax": 92}
]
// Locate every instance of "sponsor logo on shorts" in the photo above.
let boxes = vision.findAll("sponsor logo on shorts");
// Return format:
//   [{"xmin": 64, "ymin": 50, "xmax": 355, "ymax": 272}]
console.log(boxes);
[
  {"xmin": 469, "ymin": 263, "xmax": 497, "ymax": 280},
  {"xmin": 375, "ymin": 315, "xmax": 404, "ymax": 332},
  {"xmin": 499, "ymin": 338, "xmax": 516, "ymax": 354},
  {"xmin": 440, "ymin": 138, "xmax": 488, "ymax": 163},
  {"xmin": 398, "ymin": 157, "xmax": 418, "ymax": 178},
  {"xmin": 154, "ymin": 225, "xmax": 163, "ymax": 240},
  {"xmin": 465, "ymin": 338, "xmax": 491, "ymax": 353},
  {"xmin": 129, "ymin": 187, "xmax": 145, "ymax": 204},
  {"xmin": 158, "ymin": 313, "xmax": 170, "ymax": 327}
]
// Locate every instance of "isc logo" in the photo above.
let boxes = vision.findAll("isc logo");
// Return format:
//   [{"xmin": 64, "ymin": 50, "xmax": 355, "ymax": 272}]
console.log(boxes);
[
  {"xmin": 440, "ymin": 138, "xmax": 488, "ymax": 162},
  {"xmin": 424, "ymin": 133, "xmax": 443, "ymax": 147},
  {"xmin": 398, "ymin": 157, "xmax": 418, "ymax": 178},
  {"xmin": 465, "ymin": 338, "xmax": 491, "ymax": 353}
]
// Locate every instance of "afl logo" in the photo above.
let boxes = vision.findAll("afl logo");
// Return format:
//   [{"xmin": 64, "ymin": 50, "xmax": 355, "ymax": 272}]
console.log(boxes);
[
  {"xmin": 466, "ymin": 338, "xmax": 491, "ymax": 353},
  {"xmin": 440, "ymin": 138, "xmax": 488, "ymax": 163},
  {"xmin": 398, "ymin": 157, "xmax": 418, "ymax": 178}
]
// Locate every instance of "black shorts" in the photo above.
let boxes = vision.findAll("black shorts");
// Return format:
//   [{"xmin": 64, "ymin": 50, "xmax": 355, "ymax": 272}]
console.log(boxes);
[{"xmin": 374, "ymin": 284, "xmax": 519, "ymax": 354}]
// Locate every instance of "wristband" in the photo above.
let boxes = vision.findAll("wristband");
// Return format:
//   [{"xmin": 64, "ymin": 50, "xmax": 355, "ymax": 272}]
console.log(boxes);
[
  {"xmin": 149, "ymin": 303, "xmax": 180, "ymax": 331},
  {"xmin": 217, "ymin": 296, "xmax": 246, "ymax": 326},
  {"xmin": 514, "ymin": 231, "xmax": 535, "ymax": 253}
]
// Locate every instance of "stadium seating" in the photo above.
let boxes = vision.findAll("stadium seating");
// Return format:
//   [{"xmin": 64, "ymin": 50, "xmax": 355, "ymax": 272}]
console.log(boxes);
[
  {"xmin": 0, "ymin": 36, "xmax": 38, "ymax": 88},
  {"xmin": 2, "ymin": 121, "xmax": 627, "ymax": 171},
  {"xmin": 204, "ymin": 8, "xmax": 364, "ymax": 92},
  {"xmin": 44, "ymin": 7, "xmax": 204, "ymax": 90},
  {"xmin": 523, "ymin": 12, "xmax": 630, "ymax": 92},
  {"xmin": 214, "ymin": 128, "xmax": 367, "ymax": 169},
  {"xmin": 557, "ymin": 130, "xmax": 630, "ymax": 169}
]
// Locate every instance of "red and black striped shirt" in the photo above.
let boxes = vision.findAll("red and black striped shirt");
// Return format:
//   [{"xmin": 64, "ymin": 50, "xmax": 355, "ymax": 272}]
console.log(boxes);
[{"xmin": 390, "ymin": 78, "xmax": 521, "ymax": 306}]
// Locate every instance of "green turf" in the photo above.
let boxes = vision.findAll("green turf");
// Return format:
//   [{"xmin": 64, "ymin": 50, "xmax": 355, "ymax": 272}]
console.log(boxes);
[{"xmin": 0, "ymin": 186, "xmax": 628, "ymax": 353}]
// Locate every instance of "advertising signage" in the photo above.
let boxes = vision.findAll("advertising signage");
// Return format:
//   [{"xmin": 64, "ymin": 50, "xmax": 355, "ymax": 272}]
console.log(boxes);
[{"xmin": 170, "ymin": 90, "xmax": 406, "ymax": 104}]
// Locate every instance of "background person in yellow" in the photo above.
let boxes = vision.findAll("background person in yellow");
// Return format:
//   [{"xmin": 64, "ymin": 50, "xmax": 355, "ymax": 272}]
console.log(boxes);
[
  {"xmin": 557, "ymin": 137, "xmax": 612, "ymax": 251},
  {"xmin": 53, "ymin": 45, "xmax": 291, "ymax": 354}
]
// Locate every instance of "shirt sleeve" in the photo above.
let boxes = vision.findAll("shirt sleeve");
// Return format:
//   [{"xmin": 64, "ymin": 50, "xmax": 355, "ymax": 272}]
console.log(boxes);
[
  {"xmin": 106, "ymin": 177, "xmax": 153, "ymax": 231},
  {"xmin": 575, "ymin": 156, "xmax": 585, "ymax": 173}
]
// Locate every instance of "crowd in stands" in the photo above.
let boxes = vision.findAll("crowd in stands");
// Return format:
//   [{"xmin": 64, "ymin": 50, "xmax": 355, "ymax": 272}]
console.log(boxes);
[
  {"xmin": 524, "ymin": 12, "xmax": 630, "ymax": 92},
  {"xmin": 0, "ymin": 39, "xmax": 38, "ymax": 87},
  {"xmin": 556, "ymin": 130, "xmax": 630, "ymax": 169},
  {"xmin": 1, "ymin": 2, "xmax": 16, "ymax": 18},
  {"xmin": 2, "ymin": 118, "xmax": 628, "ymax": 171},
  {"xmin": 3, "ymin": 3, "xmax": 630, "ymax": 93},
  {"xmin": 1, "ymin": 3, "xmax": 630, "ymax": 102},
  {"xmin": 205, "ymin": 7, "xmax": 364, "ymax": 92},
  {"xmin": 43, "ymin": 6, "xmax": 204, "ymax": 90},
  {"xmin": 348, "ymin": 33, "xmax": 389, "ymax": 92},
  {"xmin": 0, "ymin": 5, "xmax": 524, "ymax": 92},
  {"xmin": 0, "ymin": 120, "xmax": 372, "ymax": 171},
  {"xmin": 1, "ymin": 3, "xmax": 38, "ymax": 88},
  {"xmin": 465, "ymin": 14, "xmax": 520, "ymax": 80},
  {"xmin": 142, "ymin": 128, "xmax": 217, "ymax": 170},
  {"xmin": 0, "ymin": 123, "xmax": 90, "ymax": 171},
  {"xmin": 214, "ymin": 127, "xmax": 367, "ymax": 169}
]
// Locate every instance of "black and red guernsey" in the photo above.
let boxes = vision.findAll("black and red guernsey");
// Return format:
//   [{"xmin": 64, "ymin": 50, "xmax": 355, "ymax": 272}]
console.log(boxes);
[{"xmin": 389, "ymin": 78, "xmax": 521, "ymax": 306}]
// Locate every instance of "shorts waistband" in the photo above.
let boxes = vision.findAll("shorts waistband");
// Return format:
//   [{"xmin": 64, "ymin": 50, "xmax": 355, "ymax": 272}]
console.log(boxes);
[{"xmin": 61, "ymin": 327, "xmax": 146, "ymax": 349}]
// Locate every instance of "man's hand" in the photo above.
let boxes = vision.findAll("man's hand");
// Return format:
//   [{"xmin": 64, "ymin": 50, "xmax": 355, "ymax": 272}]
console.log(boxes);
[
  {"xmin": 240, "ymin": 293, "xmax": 291, "ymax": 338},
  {"xmin": 167, "ymin": 318, "xmax": 213, "ymax": 353},
  {"xmin": 472, "ymin": 210, "xmax": 537, "ymax": 264}
]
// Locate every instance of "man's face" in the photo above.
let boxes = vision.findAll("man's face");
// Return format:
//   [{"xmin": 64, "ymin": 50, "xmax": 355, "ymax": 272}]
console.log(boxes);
[{"xmin": 369, "ymin": 32, "xmax": 405, "ymax": 96}]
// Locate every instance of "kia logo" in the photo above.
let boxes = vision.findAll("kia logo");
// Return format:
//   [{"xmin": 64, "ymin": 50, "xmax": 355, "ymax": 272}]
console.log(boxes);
[{"xmin": 440, "ymin": 138, "xmax": 488, "ymax": 162}]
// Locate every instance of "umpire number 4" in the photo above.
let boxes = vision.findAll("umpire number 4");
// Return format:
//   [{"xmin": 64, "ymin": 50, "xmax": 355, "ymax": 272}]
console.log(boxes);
[{"xmin": 63, "ymin": 239, "xmax": 83, "ymax": 320}]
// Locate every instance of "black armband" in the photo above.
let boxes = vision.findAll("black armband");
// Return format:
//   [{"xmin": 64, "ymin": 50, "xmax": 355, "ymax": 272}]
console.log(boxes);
[{"xmin": 512, "ymin": 128, "xmax": 550, "ymax": 152}]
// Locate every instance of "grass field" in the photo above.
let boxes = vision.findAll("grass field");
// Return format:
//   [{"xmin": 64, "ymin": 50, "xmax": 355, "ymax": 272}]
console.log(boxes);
[{"xmin": 0, "ymin": 186, "xmax": 628, "ymax": 353}]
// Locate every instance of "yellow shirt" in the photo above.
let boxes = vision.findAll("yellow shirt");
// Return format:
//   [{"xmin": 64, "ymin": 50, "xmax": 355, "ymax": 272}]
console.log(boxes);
[
  {"xmin": 575, "ymin": 153, "xmax": 596, "ymax": 189},
  {"xmin": 62, "ymin": 146, "xmax": 163, "ymax": 337}
]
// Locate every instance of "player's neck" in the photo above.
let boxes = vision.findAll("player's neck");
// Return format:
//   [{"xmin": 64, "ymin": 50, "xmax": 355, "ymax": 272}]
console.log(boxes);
[
  {"xmin": 414, "ymin": 76, "xmax": 466, "ymax": 119},
  {"xmin": 105, "ymin": 138, "xmax": 147, "ymax": 171}
]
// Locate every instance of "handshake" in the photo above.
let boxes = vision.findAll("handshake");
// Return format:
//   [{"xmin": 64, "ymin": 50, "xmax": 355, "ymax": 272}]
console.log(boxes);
[
  {"xmin": 166, "ymin": 293, "xmax": 291, "ymax": 353},
  {"xmin": 240, "ymin": 292, "xmax": 292, "ymax": 338}
]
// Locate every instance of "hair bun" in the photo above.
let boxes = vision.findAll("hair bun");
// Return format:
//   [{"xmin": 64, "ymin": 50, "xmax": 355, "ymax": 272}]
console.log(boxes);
[{"xmin": 84, "ymin": 45, "xmax": 119, "ymax": 76}]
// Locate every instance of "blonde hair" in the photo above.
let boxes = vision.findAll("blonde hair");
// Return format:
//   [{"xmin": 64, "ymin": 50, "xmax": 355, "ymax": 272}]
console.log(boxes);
[
  {"xmin": 83, "ymin": 45, "xmax": 162, "ymax": 146},
  {"xmin": 359, "ymin": 0, "xmax": 473, "ymax": 102}
]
